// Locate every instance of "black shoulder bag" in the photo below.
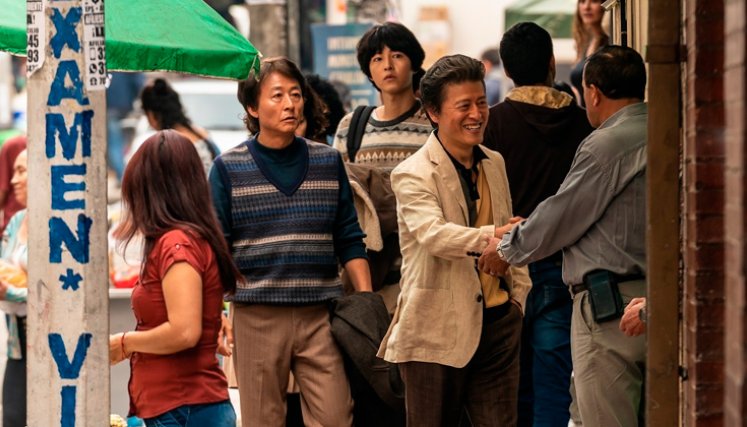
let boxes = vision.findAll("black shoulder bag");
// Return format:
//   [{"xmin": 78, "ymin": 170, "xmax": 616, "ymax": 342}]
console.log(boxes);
[{"xmin": 346, "ymin": 105, "xmax": 376, "ymax": 163}]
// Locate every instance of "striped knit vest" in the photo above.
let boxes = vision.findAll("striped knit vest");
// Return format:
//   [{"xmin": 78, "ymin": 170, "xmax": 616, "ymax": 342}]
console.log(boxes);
[{"xmin": 217, "ymin": 140, "xmax": 342, "ymax": 305}]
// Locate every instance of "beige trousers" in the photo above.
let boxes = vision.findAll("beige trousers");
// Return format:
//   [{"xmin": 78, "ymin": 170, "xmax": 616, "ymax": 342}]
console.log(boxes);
[
  {"xmin": 571, "ymin": 279, "xmax": 646, "ymax": 427},
  {"xmin": 233, "ymin": 303, "xmax": 353, "ymax": 427}
]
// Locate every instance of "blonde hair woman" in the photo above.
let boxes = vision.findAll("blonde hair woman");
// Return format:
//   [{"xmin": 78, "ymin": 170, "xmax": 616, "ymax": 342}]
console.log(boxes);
[{"xmin": 569, "ymin": 0, "xmax": 609, "ymax": 106}]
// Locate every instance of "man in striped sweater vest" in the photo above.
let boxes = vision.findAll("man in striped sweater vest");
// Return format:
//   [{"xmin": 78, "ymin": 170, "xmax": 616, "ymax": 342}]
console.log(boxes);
[{"xmin": 209, "ymin": 57, "xmax": 372, "ymax": 427}]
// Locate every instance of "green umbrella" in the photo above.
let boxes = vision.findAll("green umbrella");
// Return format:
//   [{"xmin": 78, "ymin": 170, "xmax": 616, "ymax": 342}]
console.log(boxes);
[
  {"xmin": 0, "ymin": 0, "xmax": 261, "ymax": 79},
  {"xmin": 505, "ymin": 0, "xmax": 576, "ymax": 39},
  {"xmin": 0, "ymin": 0, "xmax": 25, "ymax": 56}
]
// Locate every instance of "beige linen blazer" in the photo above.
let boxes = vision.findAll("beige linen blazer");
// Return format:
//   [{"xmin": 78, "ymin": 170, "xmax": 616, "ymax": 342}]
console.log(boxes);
[{"xmin": 377, "ymin": 133, "xmax": 532, "ymax": 368}]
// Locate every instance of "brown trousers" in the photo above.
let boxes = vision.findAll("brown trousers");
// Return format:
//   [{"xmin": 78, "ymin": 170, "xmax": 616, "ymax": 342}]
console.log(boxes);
[
  {"xmin": 233, "ymin": 304, "xmax": 353, "ymax": 427},
  {"xmin": 398, "ymin": 303, "xmax": 522, "ymax": 427}
]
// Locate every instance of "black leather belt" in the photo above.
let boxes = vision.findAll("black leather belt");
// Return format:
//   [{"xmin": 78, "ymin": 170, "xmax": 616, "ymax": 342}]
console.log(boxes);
[
  {"xmin": 570, "ymin": 283, "xmax": 588, "ymax": 296},
  {"xmin": 571, "ymin": 272, "xmax": 645, "ymax": 296}
]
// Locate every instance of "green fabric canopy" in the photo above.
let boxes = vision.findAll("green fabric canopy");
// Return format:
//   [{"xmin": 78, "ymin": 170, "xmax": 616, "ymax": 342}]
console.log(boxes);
[
  {"xmin": 0, "ymin": 0, "xmax": 26, "ymax": 56},
  {"xmin": 505, "ymin": 0, "xmax": 576, "ymax": 39},
  {"xmin": 0, "ymin": 0, "xmax": 261, "ymax": 80}
]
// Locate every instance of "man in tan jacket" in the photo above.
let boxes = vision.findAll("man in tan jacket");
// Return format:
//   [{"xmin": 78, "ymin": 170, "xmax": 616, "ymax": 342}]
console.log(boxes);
[{"xmin": 377, "ymin": 54, "xmax": 531, "ymax": 426}]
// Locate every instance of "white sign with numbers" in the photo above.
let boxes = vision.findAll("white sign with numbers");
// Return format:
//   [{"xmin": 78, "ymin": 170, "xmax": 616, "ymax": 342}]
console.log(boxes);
[
  {"xmin": 83, "ymin": 0, "xmax": 106, "ymax": 91},
  {"xmin": 26, "ymin": 0, "xmax": 45, "ymax": 76}
]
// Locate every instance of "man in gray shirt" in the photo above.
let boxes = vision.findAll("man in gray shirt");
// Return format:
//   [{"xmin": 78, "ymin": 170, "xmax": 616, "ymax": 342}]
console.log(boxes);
[{"xmin": 481, "ymin": 45, "xmax": 648, "ymax": 426}]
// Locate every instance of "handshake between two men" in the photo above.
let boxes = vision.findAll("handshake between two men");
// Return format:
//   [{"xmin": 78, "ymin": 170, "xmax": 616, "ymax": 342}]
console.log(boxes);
[
  {"xmin": 478, "ymin": 216, "xmax": 648, "ymax": 339},
  {"xmin": 477, "ymin": 217, "xmax": 524, "ymax": 278}
]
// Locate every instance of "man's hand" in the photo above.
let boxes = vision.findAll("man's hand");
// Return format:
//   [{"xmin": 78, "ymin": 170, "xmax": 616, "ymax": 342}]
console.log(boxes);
[
  {"xmin": 619, "ymin": 297, "xmax": 646, "ymax": 337},
  {"xmin": 217, "ymin": 312, "xmax": 234, "ymax": 357},
  {"xmin": 478, "ymin": 236, "xmax": 510, "ymax": 277},
  {"xmin": 494, "ymin": 216, "xmax": 524, "ymax": 238}
]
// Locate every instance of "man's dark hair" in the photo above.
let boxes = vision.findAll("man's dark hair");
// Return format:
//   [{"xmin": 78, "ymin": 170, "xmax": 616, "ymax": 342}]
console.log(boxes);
[
  {"xmin": 356, "ymin": 22, "xmax": 426, "ymax": 92},
  {"xmin": 499, "ymin": 22, "xmax": 554, "ymax": 86},
  {"xmin": 584, "ymin": 45, "xmax": 646, "ymax": 100},
  {"xmin": 237, "ymin": 57, "xmax": 311, "ymax": 134},
  {"xmin": 419, "ymin": 54, "xmax": 485, "ymax": 115},
  {"xmin": 480, "ymin": 48, "xmax": 501, "ymax": 67}
]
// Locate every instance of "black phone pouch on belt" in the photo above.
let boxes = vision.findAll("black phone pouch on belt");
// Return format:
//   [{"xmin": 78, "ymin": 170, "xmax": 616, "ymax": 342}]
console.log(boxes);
[{"xmin": 583, "ymin": 270, "xmax": 624, "ymax": 322}]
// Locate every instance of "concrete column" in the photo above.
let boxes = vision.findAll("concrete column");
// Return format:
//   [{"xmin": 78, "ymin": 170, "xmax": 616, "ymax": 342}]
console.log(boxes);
[
  {"xmin": 26, "ymin": 0, "xmax": 109, "ymax": 425},
  {"xmin": 248, "ymin": 0, "xmax": 288, "ymax": 57}
]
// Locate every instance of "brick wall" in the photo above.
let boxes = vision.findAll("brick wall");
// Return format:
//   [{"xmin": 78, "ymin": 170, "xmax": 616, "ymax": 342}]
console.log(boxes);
[
  {"xmin": 682, "ymin": 0, "xmax": 726, "ymax": 425},
  {"xmin": 723, "ymin": 0, "xmax": 747, "ymax": 424}
]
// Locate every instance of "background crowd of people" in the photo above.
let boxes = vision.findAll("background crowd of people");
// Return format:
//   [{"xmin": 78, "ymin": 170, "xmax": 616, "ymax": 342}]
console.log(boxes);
[{"xmin": 0, "ymin": 0, "xmax": 654, "ymax": 426}]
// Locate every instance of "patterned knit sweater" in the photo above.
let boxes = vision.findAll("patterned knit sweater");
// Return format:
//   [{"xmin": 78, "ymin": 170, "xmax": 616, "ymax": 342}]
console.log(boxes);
[
  {"xmin": 212, "ymin": 139, "xmax": 348, "ymax": 305},
  {"xmin": 333, "ymin": 102, "xmax": 432, "ymax": 171}
]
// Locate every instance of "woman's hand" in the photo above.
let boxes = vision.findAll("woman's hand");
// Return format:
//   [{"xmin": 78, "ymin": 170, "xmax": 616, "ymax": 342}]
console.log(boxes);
[
  {"xmin": 109, "ymin": 333, "xmax": 129, "ymax": 365},
  {"xmin": 216, "ymin": 312, "xmax": 233, "ymax": 357},
  {"xmin": 0, "ymin": 281, "xmax": 8, "ymax": 300}
]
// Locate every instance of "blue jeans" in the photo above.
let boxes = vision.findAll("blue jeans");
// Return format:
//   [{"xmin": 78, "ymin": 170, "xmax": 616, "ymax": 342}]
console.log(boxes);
[
  {"xmin": 517, "ymin": 259, "xmax": 573, "ymax": 427},
  {"xmin": 144, "ymin": 401, "xmax": 236, "ymax": 427}
]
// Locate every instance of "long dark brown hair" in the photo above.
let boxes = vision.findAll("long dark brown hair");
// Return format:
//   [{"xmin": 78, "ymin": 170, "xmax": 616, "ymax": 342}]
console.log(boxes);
[
  {"xmin": 115, "ymin": 130, "xmax": 241, "ymax": 293},
  {"xmin": 302, "ymin": 85, "xmax": 330, "ymax": 142}
]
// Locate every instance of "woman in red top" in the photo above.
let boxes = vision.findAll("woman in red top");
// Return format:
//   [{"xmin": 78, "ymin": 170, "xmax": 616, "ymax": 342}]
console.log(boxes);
[{"xmin": 109, "ymin": 130, "xmax": 241, "ymax": 426}]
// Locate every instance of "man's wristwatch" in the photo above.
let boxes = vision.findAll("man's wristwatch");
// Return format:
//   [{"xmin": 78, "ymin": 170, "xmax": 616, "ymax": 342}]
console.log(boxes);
[{"xmin": 497, "ymin": 244, "xmax": 507, "ymax": 261}]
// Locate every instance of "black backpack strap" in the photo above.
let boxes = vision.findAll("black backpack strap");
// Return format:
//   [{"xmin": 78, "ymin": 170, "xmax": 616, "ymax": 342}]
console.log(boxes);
[{"xmin": 346, "ymin": 105, "xmax": 376, "ymax": 163}]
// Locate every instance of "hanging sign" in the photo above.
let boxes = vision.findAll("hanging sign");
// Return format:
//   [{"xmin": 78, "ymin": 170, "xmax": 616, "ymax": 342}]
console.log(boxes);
[
  {"xmin": 26, "ymin": 0, "xmax": 45, "ymax": 76},
  {"xmin": 82, "ymin": 0, "xmax": 106, "ymax": 91}
]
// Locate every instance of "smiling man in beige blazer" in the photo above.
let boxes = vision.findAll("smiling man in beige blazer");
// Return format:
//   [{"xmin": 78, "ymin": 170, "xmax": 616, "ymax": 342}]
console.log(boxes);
[{"xmin": 377, "ymin": 54, "xmax": 531, "ymax": 426}]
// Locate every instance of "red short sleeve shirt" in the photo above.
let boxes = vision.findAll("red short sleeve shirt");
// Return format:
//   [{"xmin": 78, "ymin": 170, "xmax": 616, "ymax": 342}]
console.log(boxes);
[{"xmin": 128, "ymin": 229, "xmax": 229, "ymax": 419}]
